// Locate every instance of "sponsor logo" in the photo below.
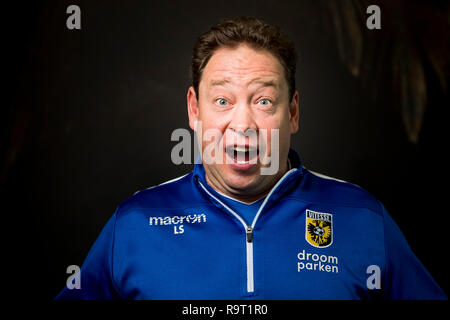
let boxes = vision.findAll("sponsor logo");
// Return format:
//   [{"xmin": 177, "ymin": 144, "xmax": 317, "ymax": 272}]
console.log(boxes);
[
  {"xmin": 305, "ymin": 209, "xmax": 333, "ymax": 248},
  {"xmin": 297, "ymin": 250, "xmax": 339, "ymax": 273}
]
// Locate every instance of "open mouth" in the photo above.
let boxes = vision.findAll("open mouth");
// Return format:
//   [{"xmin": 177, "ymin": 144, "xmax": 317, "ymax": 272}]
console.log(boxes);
[{"xmin": 225, "ymin": 145, "xmax": 259, "ymax": 164}]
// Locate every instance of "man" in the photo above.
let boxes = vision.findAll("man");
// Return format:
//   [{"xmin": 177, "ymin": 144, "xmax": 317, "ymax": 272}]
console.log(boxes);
[{"xmin": 56, "ymin": 17, "xmax": 446, "ymax": 300}]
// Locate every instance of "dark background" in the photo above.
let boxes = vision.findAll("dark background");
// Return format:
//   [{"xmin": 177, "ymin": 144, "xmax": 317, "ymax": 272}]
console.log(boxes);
[{"xmin": 2, "ymin": 0, "xmax": 448, "ymax": 299}]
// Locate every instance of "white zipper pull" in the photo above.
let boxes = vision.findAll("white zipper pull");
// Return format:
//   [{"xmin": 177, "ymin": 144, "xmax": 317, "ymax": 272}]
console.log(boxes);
[{"xmin": 246, "ymin": 225, "xmax": 253, "ymax": 243}]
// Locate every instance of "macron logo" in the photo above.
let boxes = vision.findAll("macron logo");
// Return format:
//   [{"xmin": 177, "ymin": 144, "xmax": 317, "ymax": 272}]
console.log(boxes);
[
  {"xmin": 149, "ymin": 214, "xmax": 207, "ymax": 235},
  {"xmin": 149, "ymin": 214, "xmax": 207, "ymax": 226}
]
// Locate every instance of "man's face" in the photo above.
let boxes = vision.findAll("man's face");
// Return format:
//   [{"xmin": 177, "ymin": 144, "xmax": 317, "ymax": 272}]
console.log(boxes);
[{"xmin": 187, "ymin": 44, "xmax": 299, "ymax": 201}]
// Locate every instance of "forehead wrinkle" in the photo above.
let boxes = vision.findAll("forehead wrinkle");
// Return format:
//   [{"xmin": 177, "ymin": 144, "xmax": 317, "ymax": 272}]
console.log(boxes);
[
  {"xmin": 247, "ymin": 78, "xmax": 280, "ymax": 90},
  {"xmin": 202, "ymin": 43, "xmax": 287, "ymax": 91},
  {"xmin": 209, "ymin": 66, "xmax": 281, "ymax": 76},
  {"xmin": 207, "ymin": 73, "xmax": 281, "ymax": 90}
]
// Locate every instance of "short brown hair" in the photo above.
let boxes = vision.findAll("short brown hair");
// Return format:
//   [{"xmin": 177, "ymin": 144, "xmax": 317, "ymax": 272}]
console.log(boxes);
[{"xmin": 191, "ymin": 16, "xmax": 297, "ymax": 100}]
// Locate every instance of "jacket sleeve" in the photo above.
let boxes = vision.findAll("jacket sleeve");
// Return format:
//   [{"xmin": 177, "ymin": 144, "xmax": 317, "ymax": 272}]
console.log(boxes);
[
  {"xmin": 381, "ymin": 205, "xmax": 447, "ymax": 300},
  {"xmin": 54, "ymin": 211, "xmax": 121, "ymax": 300}
]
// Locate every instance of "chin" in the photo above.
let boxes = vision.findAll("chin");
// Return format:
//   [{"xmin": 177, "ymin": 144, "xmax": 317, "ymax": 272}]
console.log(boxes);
[{"xmin": 222, "ymin": 169, "xmax": 262, "ymax": 192}]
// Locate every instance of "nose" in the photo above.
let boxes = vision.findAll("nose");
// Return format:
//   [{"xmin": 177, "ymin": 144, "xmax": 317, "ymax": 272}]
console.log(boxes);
[{"xmin": 228, "ymin": 103, "xmax": 257, "ymax": 134}]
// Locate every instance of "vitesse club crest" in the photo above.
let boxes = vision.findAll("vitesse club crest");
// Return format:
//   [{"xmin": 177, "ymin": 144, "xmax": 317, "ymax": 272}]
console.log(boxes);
[{"xmin": 305, "ymin": 209, "xmax": 333, "ymax": 248}]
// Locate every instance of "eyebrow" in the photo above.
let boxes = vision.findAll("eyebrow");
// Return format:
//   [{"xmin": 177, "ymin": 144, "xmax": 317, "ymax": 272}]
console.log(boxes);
[
  {"xmin": 248, "ymin": 78, "xmax": 278, "ymax": 88},
  {"xmin": 209, "ymin": 79, "xmax": 231, "ymax": 87}
]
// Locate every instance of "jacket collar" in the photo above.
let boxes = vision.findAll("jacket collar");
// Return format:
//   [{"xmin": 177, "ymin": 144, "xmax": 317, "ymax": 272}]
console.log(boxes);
[{"xmin": 193, "ymin": 149, "xmax": 304, "ymax": 216}]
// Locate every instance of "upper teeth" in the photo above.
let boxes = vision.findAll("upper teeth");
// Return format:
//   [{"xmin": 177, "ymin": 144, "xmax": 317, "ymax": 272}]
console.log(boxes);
[{"xmin": 234, "ymin": 146, "xmax": 248, "ymax": 152}]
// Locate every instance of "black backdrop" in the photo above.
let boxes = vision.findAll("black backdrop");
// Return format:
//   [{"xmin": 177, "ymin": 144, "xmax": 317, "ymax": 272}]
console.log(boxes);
[{"xmin": 3, "ymin": 0, "xmax": 448, "ymax": 299}]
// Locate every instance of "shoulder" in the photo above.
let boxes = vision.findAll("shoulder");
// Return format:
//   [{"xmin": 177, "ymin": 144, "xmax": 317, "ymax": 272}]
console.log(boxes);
[
  {"xmin": 115, "ymin": 172, "xmax": 202, "ymax": 216},
  {"xmin": 294, "ymin": 167, "xmax": 382, "ymax": 215}
]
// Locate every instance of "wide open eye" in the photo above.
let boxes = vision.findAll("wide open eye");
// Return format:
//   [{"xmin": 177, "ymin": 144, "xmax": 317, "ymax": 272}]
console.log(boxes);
[
  {"xmin": 257, "ymin": 99, "xmax": 272, "ymax": 106},
  {"xmin": 216, "ymin": 98, "xmax": 229, "ymax": 106}
]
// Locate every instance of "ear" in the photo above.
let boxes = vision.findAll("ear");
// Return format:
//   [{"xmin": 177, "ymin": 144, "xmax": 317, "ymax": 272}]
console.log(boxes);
[
  {"xmin": 289, "ymin": 90, "xmax": 300, "ymax": 134},
  {"xmin": 187, "ymin": 86, "xmax": 199, "ymax": 131}
]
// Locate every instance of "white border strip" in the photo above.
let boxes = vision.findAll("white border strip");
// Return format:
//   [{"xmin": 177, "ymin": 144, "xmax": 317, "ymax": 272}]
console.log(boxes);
[
  {"xmin": 197, "ymin": 181, "xmax": 247, "ymax": 229},
  {"xmin": 134, "ymin": 173, "xmax": 190, "ymax": 195},
  {"xmin": 251, "ymin": 168, "xmax": 297, "ymax": 228}
]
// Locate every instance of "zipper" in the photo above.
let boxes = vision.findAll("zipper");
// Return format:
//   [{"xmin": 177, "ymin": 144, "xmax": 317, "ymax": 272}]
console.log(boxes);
[
  {"xmin": 246, "ymin": 226, "xmax": 254, "ymax": 292},
  {"xmin": 197, "ymin": 168, "xmax": 297, "ymax": 294},
  {"xmin": 197, "ymin": 181, "xmax": 255, "ymax": 292}
]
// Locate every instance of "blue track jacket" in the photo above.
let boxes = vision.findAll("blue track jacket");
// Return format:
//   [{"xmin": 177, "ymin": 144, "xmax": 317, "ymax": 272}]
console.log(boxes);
[{"xmin": 56, "ymin": 150, "xmax": 446, "ymax": 300}]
